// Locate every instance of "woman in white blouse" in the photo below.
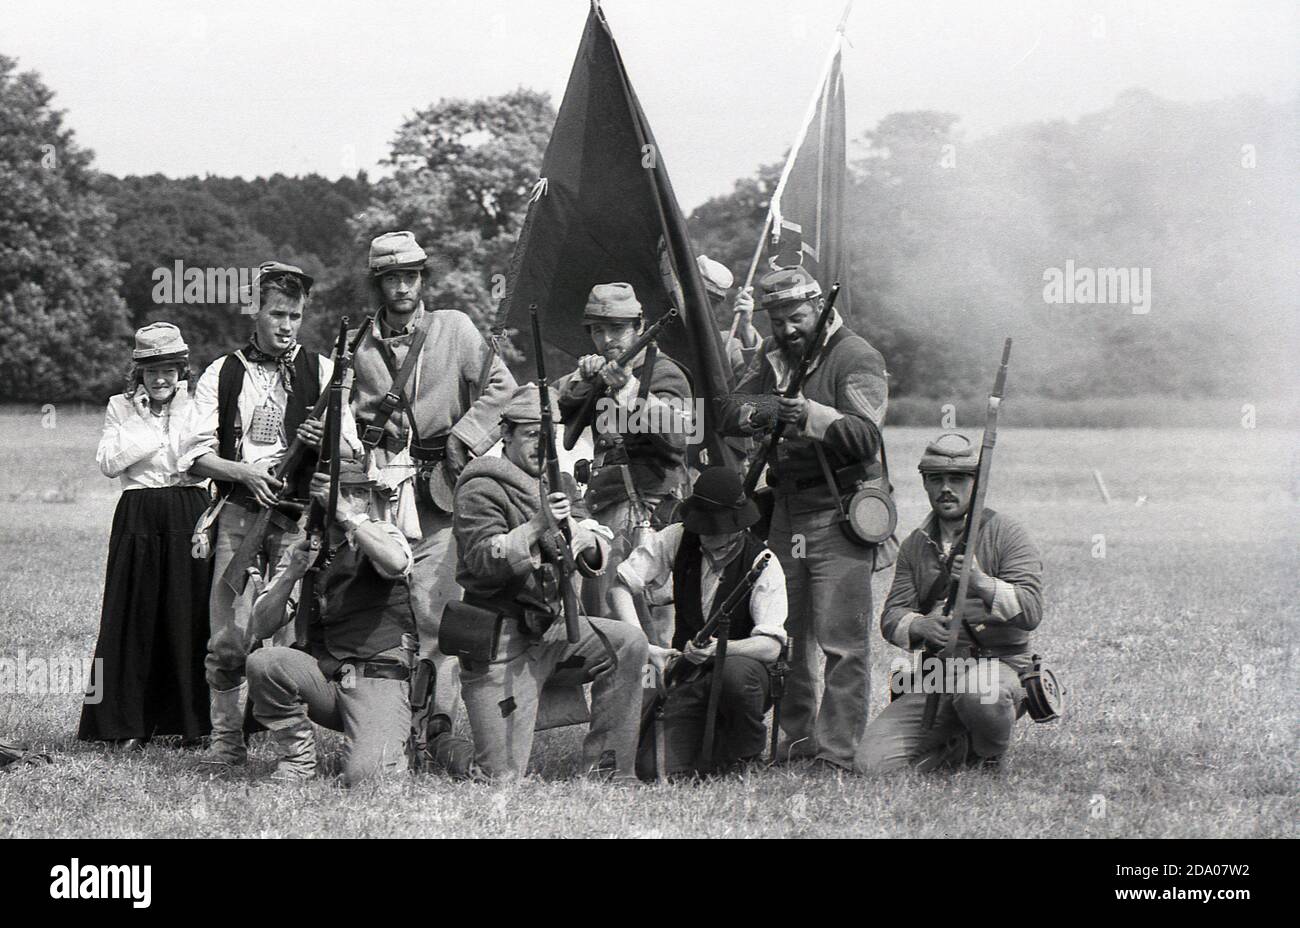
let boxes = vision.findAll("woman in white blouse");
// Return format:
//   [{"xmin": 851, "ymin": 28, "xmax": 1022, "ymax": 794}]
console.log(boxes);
[{"xmin": 78, "ymin": 323, "xmax": 213, "ymax": 749}]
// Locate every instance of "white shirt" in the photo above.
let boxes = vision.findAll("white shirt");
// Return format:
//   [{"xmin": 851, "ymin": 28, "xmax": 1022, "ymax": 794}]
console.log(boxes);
[
  {"xmin": 98, "ymin": 388, "xmax": 208, "ymax": 491},
  {"xmin": 617, "ymin": 522, "xmax": 788, "ymax": 645},
  {"xmin": 178, "ymin": 346, "xmax": 359, "ymax": 472}
]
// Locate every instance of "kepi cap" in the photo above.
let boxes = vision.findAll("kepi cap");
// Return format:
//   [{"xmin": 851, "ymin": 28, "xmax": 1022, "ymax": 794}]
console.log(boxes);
[
  {"xmin": 583, "ymin": 282, "xmax": 642, "ymax": 323},
  {"xmin": 696, "ymin": 255, "xmax": 734, "ymax": 301},
  {"xmin": 757, "ymin": 266, "xmax": 821, "ymax": 311},
  {"xmin": 369, "ymin": 231, "xmax": 429, "ymax": 276},
  {"xmin": 501, "ymin": 382, "xmax": 561, "ymax": 425},
  {"xmin": 918, "ymin": 432, "xmax": 979, "ymax": 475},
  {"xmin": 132, "ymin": 322, "xmax": 189, "ymax": 365}
]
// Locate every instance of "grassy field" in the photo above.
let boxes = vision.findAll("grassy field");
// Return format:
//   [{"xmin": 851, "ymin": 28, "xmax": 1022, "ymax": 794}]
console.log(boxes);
[{"xmin": 0, "ymin": 407, "xmax": 1295, "ymax": 838}]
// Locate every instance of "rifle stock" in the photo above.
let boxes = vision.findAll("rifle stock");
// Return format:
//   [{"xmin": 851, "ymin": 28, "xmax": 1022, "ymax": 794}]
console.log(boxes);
[
  {"xmin": 220, "ymin": 319, "xmax": 371, "ymax": 594},
  {"xmin": 741, "ymin": 283, "xmax": 840, "ymax": 498},
  {"xmin": 530, "ymin": 304, "xmax": 583, "ymax": 644},
  {"xmin": 921, "ymin": 338, "xmax": 1012, "ymax": 729},
  {"xmin": 561, "ymin": 308, "xmax": 678, "ymax": 451}
]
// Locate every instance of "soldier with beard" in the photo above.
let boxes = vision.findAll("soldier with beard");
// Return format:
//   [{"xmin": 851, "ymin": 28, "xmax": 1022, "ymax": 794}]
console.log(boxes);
[
  {"xmin": 856, "ymin": 433, "xmax": 1044, "ymax": 773},
  {"xmin": 347, "ymin": 231, "xmax": 517, "ymax": 747},
  {"xmin": 717, "ymin": 266, "xmax": 889, "ymax": 770}
]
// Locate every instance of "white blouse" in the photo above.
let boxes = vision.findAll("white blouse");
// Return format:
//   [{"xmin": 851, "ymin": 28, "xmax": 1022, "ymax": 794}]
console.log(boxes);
[{"xmin": 97, "ymin": 387, "xmax": 209, "ymax": 492}]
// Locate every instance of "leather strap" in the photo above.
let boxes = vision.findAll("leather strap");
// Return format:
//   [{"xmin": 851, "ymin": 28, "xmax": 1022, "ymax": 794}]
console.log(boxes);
[
  {"xmin": 812, "ymin": 442, "xmax": 849, "ymax": 521},
  {"xmin": 361, "ymin": 315, "xmax": 432, "ymax": 450}
]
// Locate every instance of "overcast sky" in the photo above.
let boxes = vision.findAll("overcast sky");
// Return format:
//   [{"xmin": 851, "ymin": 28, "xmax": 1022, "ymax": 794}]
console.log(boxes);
[{"xmin": 3, "ymin": 0, "xmax": 1296, "ymax": 208}]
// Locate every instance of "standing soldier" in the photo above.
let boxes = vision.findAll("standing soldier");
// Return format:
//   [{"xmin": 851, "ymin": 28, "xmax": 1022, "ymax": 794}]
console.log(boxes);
[
  {"xmin": 717, "ymin": 266, "xmax": 888, "ymax": 770},
  {"xmin": 348, "ymin": 231, "xmax": 516, "ymax": 742},
  {"xmin": 556, "ymin": 282, "xmax": 693, "ymax": 644},
  {"xmin": 181, "ymin": 262, "xmax": 357, "ymax": 768},
  {"xmin": 696, "ymin": 255, "xmax": 760, "ymax": 382},
  {"xmin": 448, "ymin": 383, "xmax": 649, "ymax": 780},
  {"xmin": 856, "ymin": 433, "xmax": 1044, "ymax": 773}
]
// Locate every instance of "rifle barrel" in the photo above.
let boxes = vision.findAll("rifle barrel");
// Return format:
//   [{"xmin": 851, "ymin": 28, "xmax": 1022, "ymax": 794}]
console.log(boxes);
[
  {"xmin": 530, "ymin": 304, "xmax": 582, "ymax": 644},
  {"xmin": 561, "ymin": 309, "xmax": 678, "ymax": 451},
  {"xmin": 922, "ymin": 337, "xmax": 1012, "ymax": 728}
]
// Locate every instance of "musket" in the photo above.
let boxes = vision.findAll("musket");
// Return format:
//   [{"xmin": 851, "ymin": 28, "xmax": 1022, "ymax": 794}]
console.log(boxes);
[
  {"xmin": 921, "ymin": 338, "xmax": 1012, "ymax": 729},
  {"xmin": 741, "ymin": 283, "xmax": 841, "ymax": 498},
  {"xmin": 664, "ymin": 551, "xmax": 773, "ymax": 688},
  {"xmin": 693, "ymin": 551, "xmax": 772, "ymax": 773},
  {"xmin": 290, "ymin": 320, "xmax": 348, "ymax": 648},
  {"xmin": 530, "ymin": 304, "xmax": 583, "ymax": 644},
  {"xmin": 220, "ymin": 319, "xmax": 371, "ymax": 594},
  {"xmin": 561, "ymin": 308, "xmax": 679, "ymax": 450}
]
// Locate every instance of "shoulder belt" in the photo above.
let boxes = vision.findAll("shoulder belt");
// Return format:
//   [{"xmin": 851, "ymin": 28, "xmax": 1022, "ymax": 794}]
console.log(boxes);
[{"xmin": 361, "ymin": 315, "xmax": 433, "ymax": 450}]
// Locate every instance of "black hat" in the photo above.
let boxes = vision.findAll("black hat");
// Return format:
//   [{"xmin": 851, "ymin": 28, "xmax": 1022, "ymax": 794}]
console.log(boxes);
[{"xmin": 681, "ymin": 467, "xmax": 760, "ymax": 535}]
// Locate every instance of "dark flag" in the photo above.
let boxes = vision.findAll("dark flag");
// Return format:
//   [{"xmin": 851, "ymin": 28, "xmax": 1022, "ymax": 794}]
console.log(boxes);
[
  {"xmin": 500, "ymin": 0, "xmax": 735, "ymax": 467},
  {"xmin": 742, "ymin": 5, "xmax": 852, "ymax": 318}
]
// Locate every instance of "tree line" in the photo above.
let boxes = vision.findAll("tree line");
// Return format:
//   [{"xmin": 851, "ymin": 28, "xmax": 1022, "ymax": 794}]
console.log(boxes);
[{"xmin": 2, "ymin": 53, "xmax": 1295, "ymax": 413}]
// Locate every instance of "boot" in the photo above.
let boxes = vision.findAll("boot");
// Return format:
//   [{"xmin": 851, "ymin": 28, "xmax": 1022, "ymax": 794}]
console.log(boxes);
[
  {"xmin": 425, "ymin": 730, "xmax": 477, "ymax": 780},
  {"xmin": 269, "ymin": 720, "xmax": 317, "ymax": 782},
  {"xmin": 198, "ymin": 682, "xmax": 248, "ymax": 767}
]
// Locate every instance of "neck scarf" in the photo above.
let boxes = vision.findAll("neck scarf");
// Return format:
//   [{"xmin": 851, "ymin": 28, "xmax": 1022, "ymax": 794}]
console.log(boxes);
[{"xmin": 243, "ymin": 335, "xmax": 297, "ymax": 395}]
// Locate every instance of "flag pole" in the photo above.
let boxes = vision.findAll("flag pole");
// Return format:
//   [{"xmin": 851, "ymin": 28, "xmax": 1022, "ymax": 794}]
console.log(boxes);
[{"xmin": 732, "ymin": 0, "xmax": 853, "ymax": 337}]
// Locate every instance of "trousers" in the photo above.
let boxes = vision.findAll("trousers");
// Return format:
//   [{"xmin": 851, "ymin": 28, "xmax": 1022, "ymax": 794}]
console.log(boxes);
[
  {"xmin": 768, "ymin": 499, "xmax": 874, "ymax": 767},
  {"xmin": 459, "ymin": 615, "xmax": 648, "ymax": 780},
  {"xmin": 855, "ymin": 657, "xmax": 1027, "ymax": 773},
  {"xmin": 637, "ymin": 654, "xmax": 771, "ymax": 779},
  {"xmin": 409, "ymin": 501, "xmax": 463, "ymax": 722},
  {"xmin": 247, "ymin": 645, "xmax": 412, "ymax": 787},
  {"xmin": 206, "ymin": 501, "xmax": 300, "ymax": 690}
]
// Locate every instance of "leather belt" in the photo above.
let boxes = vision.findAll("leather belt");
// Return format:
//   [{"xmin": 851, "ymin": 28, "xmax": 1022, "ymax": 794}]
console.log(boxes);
[
  {"xmin": 333, "ymin": 659, "xmax": 411, "ymax": 682},
  {"xmin": 770, "ymin": 461, "xmax": 876, "ymax": 494},
  {"xmin": 943, "ymin": 645, "xmax": 1029, "ymax": 661},
  {"xmin": 226, "ymin": 485, "xmax": 306, "ymax": 520},
  {"xmin": 378, "ymin": 432, "xmax": 449, "ymax": 462}
]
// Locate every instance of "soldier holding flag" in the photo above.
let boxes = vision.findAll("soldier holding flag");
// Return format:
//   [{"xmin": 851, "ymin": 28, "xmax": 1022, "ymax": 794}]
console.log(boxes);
[{"xmin": 697, "ymin": 254, "xmax": 761, "ymax": 381}]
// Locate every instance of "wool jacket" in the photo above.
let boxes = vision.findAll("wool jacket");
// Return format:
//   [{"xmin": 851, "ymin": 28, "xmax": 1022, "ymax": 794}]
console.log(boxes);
[
  {"xmin": 718, "ymin": 317, "xmax": 888, "ymax": 511},
  {"xmin": 557, "ymin": 349, "xmax": 693, "ymax": 506},
  {"xmin": 453, "ymin": 455, "xmax": 606, "ymax": 614},
  {"xmin": 349, "ymin": 306, "xmax": 516, "ymax": 456},
  {"xmin": 881, "ymin": 509, "xmax": 1044, "ymax": 656}
]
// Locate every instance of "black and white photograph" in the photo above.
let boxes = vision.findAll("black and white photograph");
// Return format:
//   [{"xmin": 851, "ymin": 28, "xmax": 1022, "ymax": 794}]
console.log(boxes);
[{"xmin": 0, "ymin": 0, "xmax": 1293, "ymax": 886}]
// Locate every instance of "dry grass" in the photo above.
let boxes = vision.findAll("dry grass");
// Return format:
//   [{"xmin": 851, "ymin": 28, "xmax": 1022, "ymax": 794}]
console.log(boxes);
[{"xmin": 0, "ymin": 408, "xmax": 1296, "ymax": 837}]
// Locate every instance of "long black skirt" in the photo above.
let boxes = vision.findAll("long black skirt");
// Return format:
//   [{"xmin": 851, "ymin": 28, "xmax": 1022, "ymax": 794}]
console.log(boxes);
[{"xmin": 77, "ymin": 485, "xmax": 213, "ymax": 741}]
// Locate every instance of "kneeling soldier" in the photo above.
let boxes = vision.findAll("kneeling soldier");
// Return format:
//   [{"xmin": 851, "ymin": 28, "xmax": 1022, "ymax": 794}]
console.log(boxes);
[
  {"xmin": 855, "ymin": 433, "xmax": 1044, "ymax": 773},
  {"xmin": 246, "ymin": 462, "xmax": 421, "ymax": 785},
  {"xmin": 448, "ymin": 384, "xmax": 649, "ymax": 781},
  {"xmin": 610, "ymin": 467, "xmax": 788, "ymax": 778}
]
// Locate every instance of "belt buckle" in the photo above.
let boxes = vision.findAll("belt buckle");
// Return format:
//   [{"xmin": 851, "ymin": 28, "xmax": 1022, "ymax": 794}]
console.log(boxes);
[{"xmin": 360, "ymin": 423, "xmax": 385, "ymax": 448}]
